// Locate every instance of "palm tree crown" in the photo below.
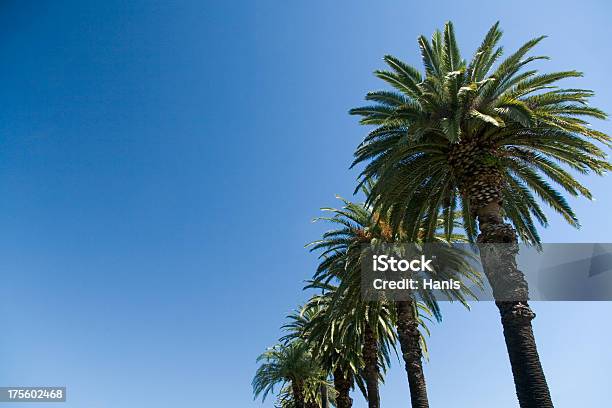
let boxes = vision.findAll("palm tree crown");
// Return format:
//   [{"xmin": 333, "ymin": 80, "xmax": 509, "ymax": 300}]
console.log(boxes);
[
  {"xmin": 252, "ymin": 340, "xmax": 326, "ymax": 408},
  {"xmin": 350, "ymin": 21, "xmax": 610, "ymax": 244}
]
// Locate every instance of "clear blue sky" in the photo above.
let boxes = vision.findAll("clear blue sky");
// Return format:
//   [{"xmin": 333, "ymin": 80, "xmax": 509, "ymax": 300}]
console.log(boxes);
[{"xmin": 0, "ymin": 1, "xmax": 610, "ymax": 407}]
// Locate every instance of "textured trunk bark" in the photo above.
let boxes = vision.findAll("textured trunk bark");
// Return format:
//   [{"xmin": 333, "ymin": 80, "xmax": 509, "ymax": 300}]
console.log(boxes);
[
  {"xmin": 363, "ymin": 323, "xmax": 380, "ymax": 408},
  {"xmin": 292, "ymin": 380, "xmax": 305, "ymax": 408},
  {"xmin": 320, "ymin": 384, "xmax": 329, "ymax": 408},
  {"xmin": 395, "ymin": 300, "xmax": 429, "ymax": 408},
  {"xmin": 476, "ymin": 201, "xmax": 554, "ymax": 408},
  {"xmin": 333, "ymin": 367, "xmax": 353, "ymax": 408}
]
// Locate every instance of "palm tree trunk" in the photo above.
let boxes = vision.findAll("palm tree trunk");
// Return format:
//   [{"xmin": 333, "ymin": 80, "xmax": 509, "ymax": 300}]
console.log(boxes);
[
  {"xmin": 395, "ymin": 300, "xmax": 429, "ymax": 408},
  {"xmin": 292, "ymin": 380, "xmax": 306, "ymax": 408},
  {"xmin": 333, "ymin": 367, "xmax": 353, "ymax": 408},
  {"xmin": 476, "ymin": 200, "xmax": 554, "ymax": 408},
  {"xmin": 320, "ymin": 384, "xmax": 329, "ymax": 408},
  {"xmin": 363, "ymin": 322, "xmax": 380, "ymax": 408}
]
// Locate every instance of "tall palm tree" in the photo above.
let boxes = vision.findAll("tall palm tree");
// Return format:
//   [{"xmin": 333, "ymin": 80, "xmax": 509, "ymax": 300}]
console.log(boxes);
[
  {"xmin": 284, "ymin": 283, "xmax": 397, "ymax": 408},
  {"xmin": 282, "ymin": 295, "xmax": 358, "ymax": 408},
  {"xmin": 252, "ymin": 340, "xmax": 327, "ymax": 408},
  {"xmin": 316, "ymin": 284, "xmax": 396, "ymax": 408},
  {"xmin": 309, "ymin": 193, "xmax": 476, "ymax": 408},
  {"xmin": 308, "ymin": 199, "xmax": 398, "ymax": 408},
  {"xmin": 350, "ymin": 21, "xmax": 610, "ymax": 407}
]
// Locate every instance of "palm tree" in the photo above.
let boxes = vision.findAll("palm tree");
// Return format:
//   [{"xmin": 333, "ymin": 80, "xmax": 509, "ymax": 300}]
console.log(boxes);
[
  {"xmin": 316, "ymin": 285, "xmax": 396, "ymax": 408},
  {"xmin": 309, "ymin": 193, "xmax": 476, "ymax": 408},
  {"xmin": 252, "ymin": 340, "xmax": 327, "ymax": 408},
  {"xmin": 350, "ymin": 21, "xmax": 610, "ymax": 407},
  {"xmin": 282, "ymin": 296, "xmax": 357, "ymax": 408},
  {"xmin": 308, "ymin": 199, "xmax": 396, "ymax": 408},
  {"xmin": 283, "ymin": 283, "xmax": 397, "ymax": 408}
]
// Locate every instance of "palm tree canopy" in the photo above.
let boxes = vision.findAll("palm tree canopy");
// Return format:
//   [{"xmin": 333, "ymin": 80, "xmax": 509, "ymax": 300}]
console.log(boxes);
[
  {"xmin": 308, "ymin": 192, "xmax": 479, "ymax": 319},
  {"xmin": 252, "ymin": 340, "xmax": 325, "ymax": 403},
  {"xmin": 350, "ymin": 21, "xmax": 610, "ymax": 245},
  {"xmin": 302, "ymin": 283, "xmax": 398, "ymax": 388},
  {"xmin": 282, "ymin": 288, "xmax": 367, "ymax": 374}
]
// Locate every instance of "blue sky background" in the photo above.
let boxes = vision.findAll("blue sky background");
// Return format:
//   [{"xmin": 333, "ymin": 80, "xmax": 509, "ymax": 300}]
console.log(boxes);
[{"xmin": 0, "ymin": 1, "xmax": 610, "ymax": 407}]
